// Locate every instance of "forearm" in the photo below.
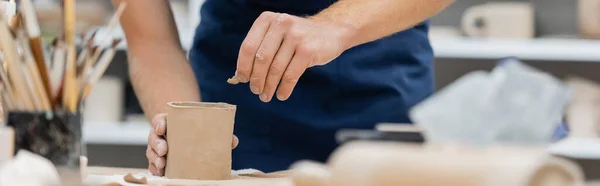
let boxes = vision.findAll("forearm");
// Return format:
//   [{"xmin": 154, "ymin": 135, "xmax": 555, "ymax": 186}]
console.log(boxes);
[
  {"xmin": 311, "ymin": 0, "xmax": 454, "ymax": 48},
  {"xmin": 114, "ymin": 0, "xmax": 199, "ymax": 119},
  {"xmin": 128, "ymin": 46, "xmax": 200, "ymax": 119}
]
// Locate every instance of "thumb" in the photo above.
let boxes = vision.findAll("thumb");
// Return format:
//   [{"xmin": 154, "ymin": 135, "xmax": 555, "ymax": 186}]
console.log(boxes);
[{"xmin": 232, "ymin": 135, "xmax": 239, "ymax": 149}]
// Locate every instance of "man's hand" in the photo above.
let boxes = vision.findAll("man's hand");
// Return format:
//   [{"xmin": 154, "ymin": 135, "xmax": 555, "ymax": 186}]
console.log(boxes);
[
  {"xmin": 146, "ymin": 113, "xmax": 240, "ymax": 176},
  {"xmin": 234, "ymin": 11, "xmax": 356, "ymax": 102}
]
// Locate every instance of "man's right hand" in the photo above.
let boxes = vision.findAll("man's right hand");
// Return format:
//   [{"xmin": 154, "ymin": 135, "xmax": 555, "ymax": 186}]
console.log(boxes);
[{"xmin": 146, "ymin": 113, "xmax": 240, "ymax": 176}]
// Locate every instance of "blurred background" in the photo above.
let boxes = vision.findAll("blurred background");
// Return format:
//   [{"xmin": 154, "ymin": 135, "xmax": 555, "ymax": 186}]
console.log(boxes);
[{"xmin": 28, "ymin": 0, "xmax": 600, "ymax": 168}]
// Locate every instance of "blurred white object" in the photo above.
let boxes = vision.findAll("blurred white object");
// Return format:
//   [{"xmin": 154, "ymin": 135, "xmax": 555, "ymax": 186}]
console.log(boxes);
[
  {"xmin": 462, "ymin": 2, "xmax": 534, "ymax": 39},
  {"xmin": 83, "ymin": 76, "xmax": 124, "ymax": 123},
  {"xmin": 579, "ymin": 0, "xmax": 600, "ymax": 39},
  {"xmin": 0, "ymin": 126, "xmax": 14, "ymax": 165},
  {"xmin": 410, "ymin": 60, "xmax": 569, "ymax": 146},
  {"xmin": 0, "ymin": 150, "xmax": 61, "ymax": 186}
]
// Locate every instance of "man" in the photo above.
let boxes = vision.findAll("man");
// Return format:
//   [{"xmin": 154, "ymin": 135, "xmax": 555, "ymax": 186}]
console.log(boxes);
[{"xmin": 115, "ymin": 0, "xmax": 453, "ymax": 175}]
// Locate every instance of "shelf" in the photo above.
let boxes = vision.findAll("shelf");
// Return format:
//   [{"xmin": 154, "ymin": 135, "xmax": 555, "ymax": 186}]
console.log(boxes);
[
  {"xmin": 101, "ymin": 34, "xmax": 600, "ymax": 63},
  {"xmin": 431, "ymin": 38, "xmax": 600, "ymax": 62},
  {"xmin": 548, "ymin": 138, "xmax": 600, "ymax": 159}
]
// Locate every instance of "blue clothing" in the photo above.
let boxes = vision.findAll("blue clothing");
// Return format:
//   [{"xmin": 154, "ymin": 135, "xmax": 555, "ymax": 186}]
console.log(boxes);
[{"xmin": 188, "ymin": 0, "xmax": 434, "ymax": 172}]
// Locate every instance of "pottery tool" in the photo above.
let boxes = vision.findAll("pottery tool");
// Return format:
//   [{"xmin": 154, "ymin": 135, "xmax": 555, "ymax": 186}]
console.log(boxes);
[
  {"xmin": 0, "ymin": 12, "xmax": 34, "ymax": 110},
  {"xmin": 20, "ymin": 0, "xmax": 52, "ymax": 105},
  {"xmin": 62, "ymin": 0, "xmax": 77, "ymax": 112},
  {"xmin": 80, "ymin": 39, "xmax": 121, "ymax": 100}
]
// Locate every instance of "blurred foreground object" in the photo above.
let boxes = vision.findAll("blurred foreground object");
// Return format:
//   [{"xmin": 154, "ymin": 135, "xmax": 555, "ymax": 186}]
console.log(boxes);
[
  {"xmin": 0, "ymin": 126, "xmax": 14, "ymax": 164},
  {"xmin": 550, "ymin": 78, "xmax": 600, "ymax": 180},
  {"xmin": 0, "ymin": 150, "xmax": 61, "ymax": 186},
  {"xmin": 579, "ymin": 0, "xmax": 600, "ymax": 39},
  {"xmin": 410, "ymin": 59, "xmax": 569, "ymax": 146},
  {"xmin": 566, "ymin": 78, "xmax": 600, "ymax": 138},
  {"xmin": 462, "ymin": 2, "xmax": 534, "ymax": 39},
  {"xmin": 291, "ymin": 141, "xmax": 584, "ymax": 186}
]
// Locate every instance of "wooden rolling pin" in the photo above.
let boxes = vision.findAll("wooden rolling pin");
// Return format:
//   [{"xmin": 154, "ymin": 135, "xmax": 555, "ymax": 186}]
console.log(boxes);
[{"xmin": 292, "ymin": 142, "xmax": 584, "ymax": 186}]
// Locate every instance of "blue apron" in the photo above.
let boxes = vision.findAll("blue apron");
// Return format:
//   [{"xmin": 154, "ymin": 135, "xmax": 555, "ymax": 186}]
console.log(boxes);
[{"xmin": 188, "ymin": 0, "xmax": 434, "ymax": 172}]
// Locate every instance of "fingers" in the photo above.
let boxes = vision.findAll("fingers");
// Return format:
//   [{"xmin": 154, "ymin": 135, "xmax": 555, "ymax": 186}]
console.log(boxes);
[
  {"xmin": 276, "ymin": 48, "xmax": 311, "ymax": 101},
  {"xmin": 261, "ymin": 35, "xmax": 295, "ymax": 102},
  {"xmin": 232, "ymin": 135, "xmax": 239, "ymax": 149},
  {"xmin": 151, "ymin": 113, "xmax": 167, "ymax": 136},
  {"xmin": 237, "ymin": 12, "xmax": 277, "ymax": 83},
  {"xmin": 148, "ymin": 163, "xmax": 159, "ymax": 176},
  {"xmin": 251, "ymin": 13, "xmax": 289, "ymax": 101},
  {"xmin": 146, "ymin": 147, "xmax": 165, "ymax": 175},
  {"xmin": 149, "ymin": 132, "xmax": 168, "ymax": 156}
]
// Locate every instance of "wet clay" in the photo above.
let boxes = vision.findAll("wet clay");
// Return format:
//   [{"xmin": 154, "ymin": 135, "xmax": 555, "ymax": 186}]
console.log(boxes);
[
  {"xmin": 165, "ymin": 102, "xmax": 236, "ymax": 180},
  {"xmin": 227, "ymin": 76, "xmax": 241, "ymax": 85}
]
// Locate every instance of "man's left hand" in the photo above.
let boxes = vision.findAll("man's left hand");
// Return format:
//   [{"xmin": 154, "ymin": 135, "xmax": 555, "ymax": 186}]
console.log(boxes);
[{"xmin": 234, "ymin": 11, "xmax": 356, "ymax": 102}]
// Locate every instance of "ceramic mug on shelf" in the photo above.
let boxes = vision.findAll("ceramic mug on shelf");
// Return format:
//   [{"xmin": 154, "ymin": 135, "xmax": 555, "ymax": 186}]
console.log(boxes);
[{"xmin": 462, "ymin": 2, "xmax": 535, "ymax": 39}]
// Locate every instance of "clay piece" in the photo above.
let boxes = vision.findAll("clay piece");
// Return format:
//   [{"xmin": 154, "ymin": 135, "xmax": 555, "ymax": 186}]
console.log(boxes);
[
  {"xmin": 226, "ymin": 76, "xmax": 241, "ymax": 85},
  {"xmin": 165, "ymin": 102, "xmax": 237, "ymax": 180},
  {"xmin": 123, "ymin": 173, "xmax": 147, "ymax": 184}
]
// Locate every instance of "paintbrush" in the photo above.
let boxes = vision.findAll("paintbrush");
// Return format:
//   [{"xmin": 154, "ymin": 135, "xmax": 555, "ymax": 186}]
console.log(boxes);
[
  {"xmin": 103, "ymin": 2, "xmax": 127, "ymax": 41},
  {"xmin": 87, "ymin": 2, "xmax": 126, "ymax": 64},
  {"xmin": 17, "ymin": 31, "xmax": 51, "ymax": 111},
  {"xmin": 20, "ymin": 61, "xmax": 42, "ymax": 110},
  {"xmin": 0, "ymin": 56, "xmax": 19, "ymax": 110},
  {"xmin": 20, "ymin": 0, "xmax": 52, "ymax": 105},
  {"xmin": 81, "ymin": 39, "xmax": 121, "ymax": 100},
  {"xmin": 0, "ymin": 13, "xmax": 34, "ymax": 110},
  {"xmin": 0, "ymin": 0, "xmax": 16, "ymax": 26},
  {"xmin": 62, "ymin": 0, "xmax": 77, "ymax": 112},
  {"xmin": 77, "ymin": 45, "xmax": 97, "ymax": 89},
  {"xmin": 0, "ymin": 82, "xmax": 14, "ymax": 111},
  {"xmin": 50, "ymin": 40, "xmax": 66, "ymax": 103},
  {"xmin": 76, "ymin": 31, "xmax": 96, "ymax": 67}
]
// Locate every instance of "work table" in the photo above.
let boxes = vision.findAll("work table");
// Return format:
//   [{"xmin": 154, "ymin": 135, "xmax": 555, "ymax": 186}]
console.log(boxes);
[{"xmin": 86, "ymin": 166, "xmax": 293, "ymax": 186}]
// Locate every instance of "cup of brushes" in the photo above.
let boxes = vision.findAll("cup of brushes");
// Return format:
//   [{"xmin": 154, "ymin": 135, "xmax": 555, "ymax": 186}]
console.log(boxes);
[{"xmin": 0, "ymin": 0, "xmax": 126, "ymax": 184}]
